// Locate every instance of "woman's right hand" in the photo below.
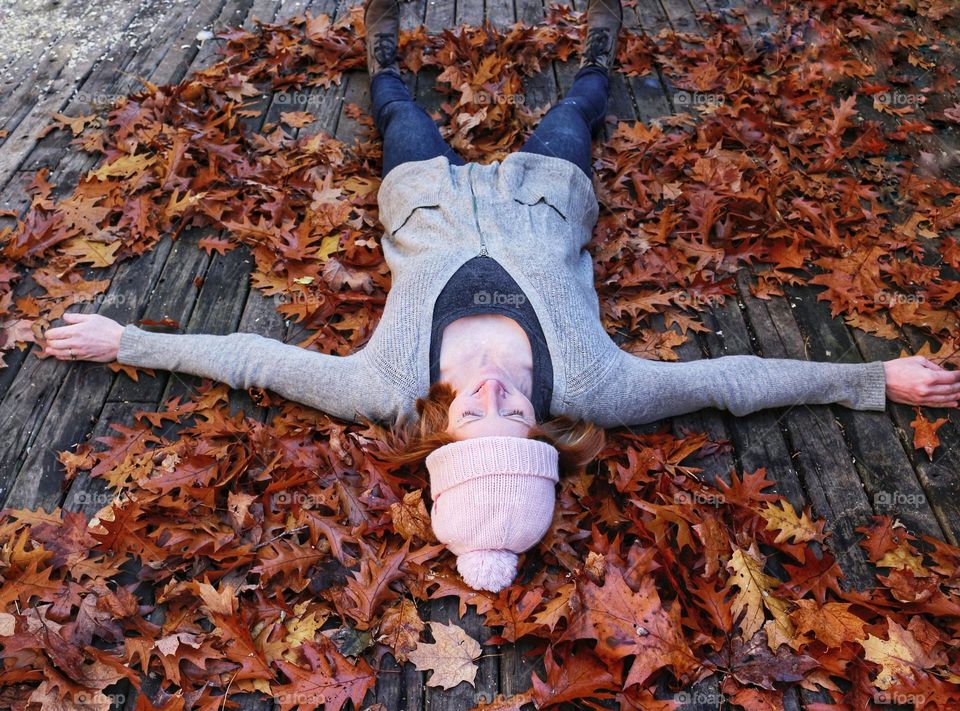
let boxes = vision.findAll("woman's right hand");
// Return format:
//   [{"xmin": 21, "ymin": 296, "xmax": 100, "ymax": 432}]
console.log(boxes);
[
  {"xmin": 42, "ymin": 313, "xmax": 125, "ymax": 363},
  {"xmin": 884, "ymin": 355, "xmax": 960, "ymax": 408}
]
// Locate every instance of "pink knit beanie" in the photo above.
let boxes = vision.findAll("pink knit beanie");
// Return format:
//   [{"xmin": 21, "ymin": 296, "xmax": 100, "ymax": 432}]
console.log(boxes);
[{"xmin": 425, "ymin": 436, "xmax": 559, "ymax": 593}]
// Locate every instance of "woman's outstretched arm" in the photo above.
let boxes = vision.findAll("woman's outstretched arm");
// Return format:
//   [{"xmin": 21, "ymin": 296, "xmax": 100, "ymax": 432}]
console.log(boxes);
[
  {"xmin": 42, "ymin": 313, "xmax": 383, "ymax": 423},
  {"xmin": 576, "ymin": 346, "xmax": 959, "ymax": 429}
]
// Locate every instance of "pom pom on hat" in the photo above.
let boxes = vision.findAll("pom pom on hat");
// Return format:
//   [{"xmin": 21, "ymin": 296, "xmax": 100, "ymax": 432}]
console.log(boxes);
[
  {"xmin": 456, "ymin": 550, "xmax": 520, "ymax": 593},
  {"xmin": 425, "ymin": 436, "xmax": 559, "ymax": 593}
]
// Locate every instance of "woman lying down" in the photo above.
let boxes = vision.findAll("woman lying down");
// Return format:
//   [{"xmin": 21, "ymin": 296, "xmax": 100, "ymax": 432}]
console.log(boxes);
[{"xmin": 42, "ymin": 0, "xmax": 960, "ymax": 592}]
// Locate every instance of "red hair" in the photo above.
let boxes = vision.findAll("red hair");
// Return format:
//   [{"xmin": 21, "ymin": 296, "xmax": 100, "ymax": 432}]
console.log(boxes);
[{"xmin": 376, "ymin": 381, "xmax": 605, "ymax": 475}]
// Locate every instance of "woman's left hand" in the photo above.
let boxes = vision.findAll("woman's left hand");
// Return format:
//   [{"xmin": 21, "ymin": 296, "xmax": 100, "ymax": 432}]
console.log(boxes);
[
  {"xmin": 884, "ymin": 355, "xmax": 960, "ymax": 408},
  {"xmin": 42, "ymin": 313, "xmax": 125, "ymax": 363}
]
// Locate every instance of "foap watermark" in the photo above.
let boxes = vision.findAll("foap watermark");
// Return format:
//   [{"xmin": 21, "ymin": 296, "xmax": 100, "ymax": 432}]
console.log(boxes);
[
  {"xmin": 874, "ymin": 291, "xmax": 924, "ymax": 305},
  {"xmin": 473, "ymin": 91, "xmax": 524, "ymax": 106},
  {"xmin": 65, "ymin": 293, "xmax": 131, "ymax": 307},
  {"xmin": 874, "ymin": 691, "xmax": 926, "ymax": 706},
  {"xmin": 273, "ymin": 291, "xmax": 324, "ymax": 308},
  {"xmin": 874, "ymin": 490, "xmax": 926, "ymax": 507},
  {"xmin": 674, "ymin": 291, "xmax": 721, "ymax": 308},
  {"xmin": 75, "ymin": 691, "xmax": 126, "ymax": 709},
  {"xmin": 276, "ymin": 692, "xmax": 340, "ymax": 708},
  {"xmin": 875, "ymin": 92, "xmax": 925, "ymax": 108},
  {"xmin": 674, "ymin": 491, "xmax": 725, "ymax": 506},
  {"xmin": 474, "ymin": 290, "xmax": 526, "ymax": 307},
  {"xmin": 67, "ymin": 491, "xmax": 114, "ymax": 508},
  {"xmin": 276, "ymin": 92, "xmax": 325, "ymax": 107},
  {"xmin": 674, "ymin": 691, "xmax": 724, "ymax": 706},
  {"xmin": 274, "ymin": 491, "xmax": 326, "ymax": 506},
  {"xmin": 74, "ymin": 91, "xmax": 124, "ymax": 107},
  {"xmin": 673, "ymin": 91, "xmax": 725, "ymax": 108}
]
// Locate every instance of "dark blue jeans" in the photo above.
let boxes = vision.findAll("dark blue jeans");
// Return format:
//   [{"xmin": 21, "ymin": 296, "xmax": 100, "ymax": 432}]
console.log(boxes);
[{"xmin": 371, "ymin": 65, "xmax": 609, "ymax": 180}]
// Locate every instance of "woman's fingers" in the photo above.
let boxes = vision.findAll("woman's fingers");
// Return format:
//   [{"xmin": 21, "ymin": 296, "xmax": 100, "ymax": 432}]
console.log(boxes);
[
  {"xmin": 924, "ymin": 385, "xmax": 960, "ymax": 398},
  {"xmin": 45, "ymin": 323, "xmax": 92, "ymax": 342},
  {"xmin": 43, "ymin": 346, "xmax": 79, "ymax": 360},
  {"xmin": 44, "ymin": 325, "xmax": 79, "ymax": 341},
  {"xmin": 918, "ymin": 394, "xmax": 960, "ymax": 406},
  {"xmin": 918, "ymin": 357, "xmax": 944, "ymax": 370},
  {"xmin": 45, "ymin": 312, "xmax": 95, "ymax": 339},
  {"xmin": 927, "ymin": 370, "xmax": 960, "ymax": 385}
]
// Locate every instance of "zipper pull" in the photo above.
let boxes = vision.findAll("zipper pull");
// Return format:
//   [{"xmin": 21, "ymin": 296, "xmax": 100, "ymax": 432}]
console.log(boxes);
[{"xmin": 478, "ymin": 245, "xmax": 488, "ymax": 257}]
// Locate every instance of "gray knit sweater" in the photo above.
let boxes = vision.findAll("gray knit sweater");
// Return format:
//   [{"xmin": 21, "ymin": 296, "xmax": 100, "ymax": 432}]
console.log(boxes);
[{"xmin": 117, "ymin": 152, "xmax": 887, "ymax": 429}]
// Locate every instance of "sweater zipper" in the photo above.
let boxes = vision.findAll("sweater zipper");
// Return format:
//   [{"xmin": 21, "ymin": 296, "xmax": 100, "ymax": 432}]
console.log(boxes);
[{"xmin": 468, "ymin": 163, "xmax": 488, "ymax": 257}]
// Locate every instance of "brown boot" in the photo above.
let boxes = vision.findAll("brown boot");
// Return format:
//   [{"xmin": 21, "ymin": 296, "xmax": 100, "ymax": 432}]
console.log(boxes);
[
  {"xmin": 364, "ymin": 0, "xmax": 401, "ymax": 76},
  {"xmin": 579, "ymin": 0, "xmax": 623, "ymax": 71}
]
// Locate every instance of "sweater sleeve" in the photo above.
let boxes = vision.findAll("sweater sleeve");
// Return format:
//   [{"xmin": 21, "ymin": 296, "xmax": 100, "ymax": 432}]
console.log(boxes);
[
  {"xmin": 575, "ymin": 348, "xmax": 887, "ymax": 428},
  {"xmin": 116, "ymin": 324, "xmax": 379, "ymax": 423}
]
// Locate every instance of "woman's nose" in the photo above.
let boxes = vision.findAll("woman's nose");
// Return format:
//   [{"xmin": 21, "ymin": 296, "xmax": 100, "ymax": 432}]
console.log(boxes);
[{"xmin": 478, "ymin": 380, "xmax": 502, "ymax": 408}]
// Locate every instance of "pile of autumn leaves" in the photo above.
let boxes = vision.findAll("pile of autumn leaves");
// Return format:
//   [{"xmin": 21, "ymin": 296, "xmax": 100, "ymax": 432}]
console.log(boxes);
[{"xmin": 0, "ymin": 0, "xmax": 960, "ymax": 708}]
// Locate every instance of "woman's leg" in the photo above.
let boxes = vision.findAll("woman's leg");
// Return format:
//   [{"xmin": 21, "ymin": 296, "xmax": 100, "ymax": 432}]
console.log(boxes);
[
  {"xmin": 517, "ymin": 65, "xmax": 610, "ymax": 180},
  {"xmin": 371, "ymin": 68, "xmax": 466, "ymax": 179}
]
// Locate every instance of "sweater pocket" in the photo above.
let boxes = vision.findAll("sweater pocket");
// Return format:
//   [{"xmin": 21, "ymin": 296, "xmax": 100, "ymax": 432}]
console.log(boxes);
[
  {"xmin": 378, "ymin": 184, "xmax": 444, "ymax": 236},
  {"xmin": 507, "ymin": 183, "xmax": 591, "ymax": 260},
  {"xmin": 378, "ymin": 193, "xmax": 457, "ymax": 260},
  {"xmin": 513, "ymin": 185, "xmax": 568, "ymax": 222}
]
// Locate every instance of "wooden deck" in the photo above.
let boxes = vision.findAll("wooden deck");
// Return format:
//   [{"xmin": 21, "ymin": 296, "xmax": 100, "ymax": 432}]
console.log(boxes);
[{"xmin": 0, "ymin": 0, "xmax": 958, "ymax": 709}]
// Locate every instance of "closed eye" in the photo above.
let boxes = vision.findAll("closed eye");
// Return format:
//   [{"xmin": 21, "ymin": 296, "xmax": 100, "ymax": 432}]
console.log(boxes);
[{"xmin": 457, "ymin": 409, "xmax": 527, "ymax": 423}]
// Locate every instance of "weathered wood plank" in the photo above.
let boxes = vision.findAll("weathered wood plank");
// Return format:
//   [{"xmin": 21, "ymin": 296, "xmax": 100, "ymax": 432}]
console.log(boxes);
[
  {"xmin": 578, "ymin": 0, "xmax": 641, "ymax": 133},
  {"xmin": 100, "ymin": 0, "xmax": 293, "ymax": 408},
  {"xmin": 827, "ymin": 3, "xmax": 960, "ymax": 543},
  {"xmin": 329, "ymin": 0, "xmax": 376, "ymax": 147},
  {"xmin": 456, "ymin": 0, "xmax": 485, "ymax": 29},
  {"xmin": 150, "ymin": 0, "xmax": 302, "ymax": 409},
  {"xmin": 415, "ymin": 0, "xmax": 456, "ymax": 113},
  {"xmin": 774, "ymin": 281, "xmax": 947, "ymax": 538},
  {"xmin": 622, "ymin": 0, "xmax": 678, "ymax": 123},
  {"xmin": 657, "ymin": 0, "xmax": 701, "ymax": 36},
  {"xmin": 516, "ymin": 0, "xmax": 555, "ymax": 112},
  {"xmin": 695, "ymin": 279, "xmax": 870, "ymax": 711},
  {"xmin": 427, "ymin": 596, "xmax": 500, "ymax": 708},
  {"xmin": 0, "ymin": 0, "xmax": 270, "ymax": 472},
  {"xmin": 0, "ymin": 0, "xmax": 236, "ymax": 408},
  {"xmin": 847, "ymin": 322, "xmax": 960, "ymax": 543},
  {"xmin": 701, "ymin": 280, "xmax": 880, "ymax": 592},
  {"xmin": 701, "ymin": 297, "xmax": 823, "ymax": 508},
  {"xmin": 0, "ymin": 0, "xmax": 92, "ymax": 129},
  {"xmin": 486, "ymin": 0, "xmax": 516, "ymax": 30},
  {"xmin": 108, "ymin": 1, "xmax": 319, "ymax": 705},
  {"xmin": 0, "ymin": 0, "xmax": 161, "ymax": 179},
  {"xmin": 656, "ymin": 338, "xmax": 732, "ymax": 708},
  {"xmin": 375, "ymin": 653, "xmax": 405, "ymax": 707},
  {"xmin": 18, "ymin": 1, "xmax": 212, "ymax": 175},
  {"xmin": 120, "ymin": 5, "xmax": 339, "ymax": 706},
  {"xmin": 0, "ymin": 0, "xmax": 268, "ymax": 499},
  {"xmin": 0, "ymin": 0, "xmax": 247, "ymax": 497},
  {"xmin": 58, "ymin": 398, "xmax": 156, "ymax": 711},
  {"xmin": 250, "ymin": 0, "xmax": 357, "ymax": 424},
  {"xmin": 551, "ymin": 0, "xmax": 582, "ymax": 97}
]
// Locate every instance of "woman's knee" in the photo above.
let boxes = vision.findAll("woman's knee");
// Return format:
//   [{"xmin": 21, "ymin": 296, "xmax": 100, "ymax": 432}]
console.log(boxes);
[{"xmin": 375, "ymin": 97, "xmax": 424, "ymax": 134}]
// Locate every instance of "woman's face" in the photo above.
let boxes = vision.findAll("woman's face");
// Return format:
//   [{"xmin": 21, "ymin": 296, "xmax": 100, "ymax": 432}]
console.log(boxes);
[{"xmin": 445, "ymin": 377, "xmax": 535, "ymax": 439}]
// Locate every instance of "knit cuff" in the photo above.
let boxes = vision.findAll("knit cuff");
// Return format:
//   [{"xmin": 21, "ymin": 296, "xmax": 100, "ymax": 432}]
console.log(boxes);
[
  {"xmin": 855, "ymin": 360, "xmax": 887, "ymax": 411},
  {"xmin": 117, "ymin": 324, "xmax": 148, "ymax": 365},
  {"xmin": 426, "ymin": 436, "xmax": 559, "ymax": 497}
]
